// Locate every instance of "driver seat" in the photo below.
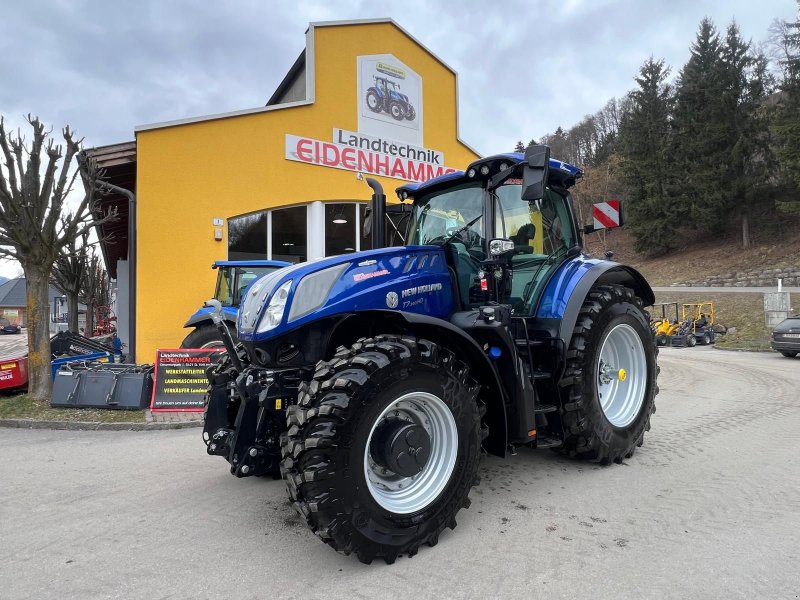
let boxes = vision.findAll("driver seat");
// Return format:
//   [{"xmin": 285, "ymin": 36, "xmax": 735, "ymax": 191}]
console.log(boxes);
[{"xmin": 446, "ymin": 242, "xmax": 480, "ymax": 309}]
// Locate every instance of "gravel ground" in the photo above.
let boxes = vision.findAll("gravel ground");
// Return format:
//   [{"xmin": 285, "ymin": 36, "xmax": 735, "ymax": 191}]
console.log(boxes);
[{"xmin": 1, "ymin": 347, "xmax": 798, "ymax": 600}]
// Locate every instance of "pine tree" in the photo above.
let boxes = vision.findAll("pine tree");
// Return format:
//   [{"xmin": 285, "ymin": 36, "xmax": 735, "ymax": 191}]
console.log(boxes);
[
  {"xmin": 618, "ymin": 58, "xmax": 676, "ymax": 255},
  {"xmin": 672, "ymin": 19, "xmax": 729, "ymax": 233},
  {"xmin": 773, "ymin": 1, "xmax": 800, "ymax": 216},
  {"xmin": 719, "ymin": 22, "xmax": 775, "ymax": 248}
]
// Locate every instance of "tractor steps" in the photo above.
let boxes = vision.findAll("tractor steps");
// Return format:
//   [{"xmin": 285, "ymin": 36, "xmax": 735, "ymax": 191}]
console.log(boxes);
[{"xmin": 534, "ymin": 434, "xmax": 562, "ymax": 449}]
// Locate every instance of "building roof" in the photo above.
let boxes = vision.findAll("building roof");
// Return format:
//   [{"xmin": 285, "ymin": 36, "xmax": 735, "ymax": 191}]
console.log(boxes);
[
  {"xmin": 0, "ymin": 278, "xmax": 64, "ymax": 308},
  {"xmin": 133, "ymin": 18, "xmax": 480, "ymax": 157},
  {"xmin": 83, "ymin": 141, "xmax": 137, "ymax": 279}
]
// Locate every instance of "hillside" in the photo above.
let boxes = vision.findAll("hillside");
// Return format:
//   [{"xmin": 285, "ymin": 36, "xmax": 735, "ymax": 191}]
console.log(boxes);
[{"xmin": 584, "ymin": 227, "xmax": 800, "ymax": 287}]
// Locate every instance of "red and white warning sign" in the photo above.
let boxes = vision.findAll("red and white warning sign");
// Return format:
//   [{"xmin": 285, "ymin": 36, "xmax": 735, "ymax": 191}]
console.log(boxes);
[{"xmin": 592, "ymin": 199, "xmax": 621, "ymax": 229}]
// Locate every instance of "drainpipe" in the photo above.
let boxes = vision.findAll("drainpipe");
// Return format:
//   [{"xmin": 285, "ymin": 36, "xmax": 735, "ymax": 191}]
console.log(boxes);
[{"xmin": 97, "ymin": 181, "xmax": 136, "ymax": 363}]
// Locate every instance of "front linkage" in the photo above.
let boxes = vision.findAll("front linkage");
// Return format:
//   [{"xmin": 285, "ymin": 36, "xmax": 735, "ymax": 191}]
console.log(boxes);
[{"xmin": 201, "ymin": 300, "xmax": 306, "ymax": 477}]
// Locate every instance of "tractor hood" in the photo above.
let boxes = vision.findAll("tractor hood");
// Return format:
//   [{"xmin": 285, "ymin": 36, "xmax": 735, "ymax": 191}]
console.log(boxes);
[{"xmin": 237, "ymin": 246, "xmax": 455, "ymax": 342}]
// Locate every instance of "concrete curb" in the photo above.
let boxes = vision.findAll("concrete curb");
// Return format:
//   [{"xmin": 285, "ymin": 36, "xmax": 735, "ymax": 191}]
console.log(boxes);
[{"xmin": 0, "ymin": 418, "xmax": 203, "ymax": 431}]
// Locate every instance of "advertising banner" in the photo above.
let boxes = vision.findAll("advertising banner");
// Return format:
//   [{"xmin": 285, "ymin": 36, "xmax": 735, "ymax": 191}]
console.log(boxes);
[{"xmin": 150, "ymin": 348, "xmax": 224, "ymax": 411}]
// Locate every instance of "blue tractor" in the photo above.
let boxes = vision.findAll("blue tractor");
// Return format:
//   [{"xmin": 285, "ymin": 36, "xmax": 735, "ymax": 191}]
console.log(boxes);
[
  {"xmin": 180, "ymin": 260, "xmax": 289, "ymax": 348},
  {"xmin": 365, "ymin": 76, "xmax": 416, "ymax": 121},
  {"xmin": 202, "ymin": 146, "xmax": 659, "ymax": 564}
]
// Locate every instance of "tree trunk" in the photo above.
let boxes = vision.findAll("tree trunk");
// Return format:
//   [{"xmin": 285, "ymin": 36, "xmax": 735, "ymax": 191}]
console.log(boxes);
[
  {"xmin": 86, "ymin": 301, "xmax": 95, "ymax": 336},
  {"xmin": 741, "ymin": 211, "xmax": 751, "ymax": 249},
  {"xmin": 24, "ymin": 266, "xmax": 53, "ymax": 401},
  {"xmin": 67, "ymin": 292, "xmax": 79, "ymax": 333}
]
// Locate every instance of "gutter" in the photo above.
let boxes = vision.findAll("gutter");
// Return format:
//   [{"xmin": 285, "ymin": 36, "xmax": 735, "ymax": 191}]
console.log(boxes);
[{"xmin": 97, "ymin": 181, "xmax": 137, "ymax": 363}]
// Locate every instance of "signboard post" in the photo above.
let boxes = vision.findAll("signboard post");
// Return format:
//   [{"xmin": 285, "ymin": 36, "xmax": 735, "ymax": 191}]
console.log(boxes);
[{"xmin": 150, "ymin": 348, "xmax": 225, "ymax": 412}]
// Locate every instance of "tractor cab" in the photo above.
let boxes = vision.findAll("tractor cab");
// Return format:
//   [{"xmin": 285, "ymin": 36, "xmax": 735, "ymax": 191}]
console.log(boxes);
[{"xmin": 398, "ymin": 149, "xmax": 584, "ymax": 315}]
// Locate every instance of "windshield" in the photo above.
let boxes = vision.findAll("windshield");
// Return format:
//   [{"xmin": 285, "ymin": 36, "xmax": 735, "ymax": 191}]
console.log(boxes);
[
  {"xmin": 215, "ymin": 266, "xmax": 283, "ymax": 307},
  {"xmin": 407, "ymin": 183, "xmax": 484, "ymax": 247}
]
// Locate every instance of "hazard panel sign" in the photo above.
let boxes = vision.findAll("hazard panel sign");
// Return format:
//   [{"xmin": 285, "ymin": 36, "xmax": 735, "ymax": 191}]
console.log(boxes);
[{"xmin": 592, "ymin": 199, "xmax": 622, "ymax": 229}]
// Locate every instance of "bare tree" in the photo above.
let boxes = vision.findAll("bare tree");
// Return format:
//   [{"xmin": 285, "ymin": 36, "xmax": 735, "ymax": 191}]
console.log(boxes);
[
  {"xmin": 0, "ymin": 115, "xmax": 115, "ymax": 400},
  {"xmin": 79, "ymin": 250, "xmax": 111, "ymax": 336},
  {"xmin": 51, "ymin": 228, "xmax": 90, "ymax": 333}
]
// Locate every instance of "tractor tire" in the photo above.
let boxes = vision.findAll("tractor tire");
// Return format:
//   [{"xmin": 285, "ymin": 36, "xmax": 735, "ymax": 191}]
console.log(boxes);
[
  {"xmin": 405, "ymin": 105, "xmax": 416, "ymax": 121},
  {"xmin": 687, "ymin": 334, "xmax": 697, "ymax": 347},
  {"xmin": 701, "ymin": 332, "xmax": 711, "ymax": 345},
  {"xmin": 780, "ymin": 351, "xmax": 798, "ymax": 358},
  {"xmin": 558, "ymin": 285, "xmax": 658, "ymax": 464},
  {"xmin": 390, "ymin": 102, "xmax": 405, "ymax": 120},
  {"xmin": 655, "ymin": 333, "xmax": 667, "ymax": 347},
  {"xmin": 366, "ymin": 90, "xmax": 381, "ymax": 112},
  {"xmin": 179, "ymin": 324, "xmax": 233, "ymax": 349},
  {"xmin": 280, "ymin": 335, "xmax": 482, "ymax": 564}
]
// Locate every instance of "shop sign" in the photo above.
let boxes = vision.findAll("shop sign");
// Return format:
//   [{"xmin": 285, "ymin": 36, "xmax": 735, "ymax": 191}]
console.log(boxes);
[
  {"xmin": 286, "ymin": 132, "xmax": 457, "ymax": 183},
  {"xmin": 150, "ymin": 348, "xmax": 225, "ymax": 411}
]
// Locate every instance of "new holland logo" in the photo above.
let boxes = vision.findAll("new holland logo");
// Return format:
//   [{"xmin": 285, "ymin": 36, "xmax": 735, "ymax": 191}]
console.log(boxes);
[{"xmin": 386, "ymin": 291, "xmax": 399, "ymax": 309}]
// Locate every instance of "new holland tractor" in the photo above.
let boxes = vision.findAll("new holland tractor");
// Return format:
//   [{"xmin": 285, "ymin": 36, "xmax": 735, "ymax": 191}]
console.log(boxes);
[
  {"xmin": 365, "ymin": 76, "xmax": 416, "ymax": 121},
  {"xmin": 202, "ymin": 146, "xmax": 659, "ymax": 564}
]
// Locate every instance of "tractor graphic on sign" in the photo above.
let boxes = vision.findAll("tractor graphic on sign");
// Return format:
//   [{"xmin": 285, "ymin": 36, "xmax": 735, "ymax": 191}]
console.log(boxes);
[{"xmin": 365, "ymin": 75, "xmax": 416, "ymax": 122}]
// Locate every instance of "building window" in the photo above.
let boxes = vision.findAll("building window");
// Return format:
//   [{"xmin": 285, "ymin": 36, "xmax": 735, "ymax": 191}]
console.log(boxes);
[
  {"xmin": 228, "ymin": 212, "xmax": 267, "ymax": 260},
  {"xmin": 271, "ymin": 206, "xmax": 308, "ymax": 263},
  {"xmin": 325, "ymin": 203, "xmax": 357, "ymax": 255},
  {"xmin": 229, "ymin": 202, "xmax": 371, "ymax": 263}
]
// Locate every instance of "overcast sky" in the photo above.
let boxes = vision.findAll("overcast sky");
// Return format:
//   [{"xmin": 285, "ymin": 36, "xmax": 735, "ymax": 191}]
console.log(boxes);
[{"xmin": 0, "ymin": 0, "xmax": 796, "ymax": 278}]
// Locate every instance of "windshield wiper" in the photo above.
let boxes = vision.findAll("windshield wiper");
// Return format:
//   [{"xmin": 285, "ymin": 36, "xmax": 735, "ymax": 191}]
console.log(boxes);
[
  {"xmin": 520, "ymin": 243, "xmax": 581, "ymax": 308},
  {"xmin": 438, "ymin": 214, "xmax": 483, "ymax": 246}
]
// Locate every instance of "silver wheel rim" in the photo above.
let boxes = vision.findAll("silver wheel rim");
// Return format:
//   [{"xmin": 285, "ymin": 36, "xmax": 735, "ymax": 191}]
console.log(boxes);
[
  {"xmin": 200, "ymin": 340, "xmax": 225, "ymax": 349},
  {"xmin": 364, "ymin": 391, "xmax": 457, "ymax": 515},
  {"xmin": 597, "ymin": 323, "xmax": 647, "ymax": 428}
]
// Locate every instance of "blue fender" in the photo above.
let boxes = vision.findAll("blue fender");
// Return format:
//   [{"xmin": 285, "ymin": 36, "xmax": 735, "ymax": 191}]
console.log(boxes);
[
  {"xmin": 536, "ymin": 256, "xmax": 655, "ymax": 347},
  {"xmin": 184, "ymin": 305, "xmax": 239, "ymax": 328},
  {"xmin": 367, "ymin": 86, "xmax": 384, "ymax": 98}
]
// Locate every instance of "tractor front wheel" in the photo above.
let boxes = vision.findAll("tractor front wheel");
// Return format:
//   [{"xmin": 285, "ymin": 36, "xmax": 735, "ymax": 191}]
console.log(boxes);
[
  {"xmin": 390, "ymin": 102, "xmax": 405, "ymax": 120},
  {"xmin": 559, "ymin": 285, "xmax": 658, "ymax": 464},
  {"xmin": 281, "ymin": 335, "xmax": 482, "ymax": 564},
  {"xmin": 179, "ymin": 324, "xmax": 231, "ymax": 349}
]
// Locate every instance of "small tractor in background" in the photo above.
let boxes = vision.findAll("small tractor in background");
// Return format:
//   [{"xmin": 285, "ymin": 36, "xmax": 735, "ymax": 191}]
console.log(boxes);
[
  {"xmin": 652, "ymin": 302, "xmax": 680, "ymax": 346},
  {"xmin": 202, "ymin": 146, "xmax": 659, "ymax": 564},
  {"xmin": 681, "ymin": 302, "xmax": 719, "ymax": 345},
  {"xmin": 181, "ymin": 260, "xmax": 289, "ymax": 348}
]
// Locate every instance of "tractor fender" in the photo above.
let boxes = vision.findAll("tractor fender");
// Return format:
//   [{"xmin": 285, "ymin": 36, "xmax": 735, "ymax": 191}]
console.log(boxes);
[
  {"xmin": 328, "ymin": 310, "xmax": 508, "ymax": 457},
  {"xmin": 183, "ymin": 306, "xmax": 238, "ymax": 328},
  {"xmin": 538, "ymin": 259, "xmax": 655, "ymax": 350}
]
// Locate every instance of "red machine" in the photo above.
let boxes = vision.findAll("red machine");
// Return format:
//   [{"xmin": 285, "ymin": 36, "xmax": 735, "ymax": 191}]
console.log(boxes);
[
  {"xmin": 92, "ymin": 306, "xmax": 117, "ymax": 336},
  {"xmin": 0, "ymin": 356, "xmax": 28, "ymax": 391}
]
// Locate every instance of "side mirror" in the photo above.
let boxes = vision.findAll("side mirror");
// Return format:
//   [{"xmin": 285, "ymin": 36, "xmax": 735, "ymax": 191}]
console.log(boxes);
[{"xmin": 521, "ymin": 145, "xmax": 550, "ymax": 201}]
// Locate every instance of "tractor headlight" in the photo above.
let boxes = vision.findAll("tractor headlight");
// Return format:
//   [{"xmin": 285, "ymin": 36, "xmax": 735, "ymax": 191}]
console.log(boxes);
[{"xmin": 257, "ymin": 280, "xmax": 292, "ymax": 333}]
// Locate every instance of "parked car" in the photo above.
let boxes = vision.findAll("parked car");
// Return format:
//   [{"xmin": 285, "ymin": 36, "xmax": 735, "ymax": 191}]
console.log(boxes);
[
  {"xmin": 0, "ymin": 323, "xmax": 21, "ymax": 335},
  {"xmin": 770, "ymin": 315, "xmax": 800, "ymax": 357}
]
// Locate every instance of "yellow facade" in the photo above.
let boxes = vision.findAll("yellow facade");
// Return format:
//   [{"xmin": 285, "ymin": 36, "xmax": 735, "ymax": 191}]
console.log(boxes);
[{"xmin": 134, "ymin": 20, "xmax": 479, "ymax": 361}]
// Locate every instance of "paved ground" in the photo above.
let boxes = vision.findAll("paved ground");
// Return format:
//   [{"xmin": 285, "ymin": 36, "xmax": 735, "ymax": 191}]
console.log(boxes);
[
  {"xmin": 652, "ymin": 286, "xmax": 800, "ymax": 294},
  {"xmin": 0, "ymin": 329, "xmax": 28, "ymax": 361},
  {"xmin": 1, "ymin": 348, "xmax": 798, "ymax": 600}
]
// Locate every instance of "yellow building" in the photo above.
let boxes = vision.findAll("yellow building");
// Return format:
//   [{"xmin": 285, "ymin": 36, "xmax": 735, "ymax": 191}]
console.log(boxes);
[{"xmin": 88, "ymin": 19, "xmax": 479, "ymax": 362}]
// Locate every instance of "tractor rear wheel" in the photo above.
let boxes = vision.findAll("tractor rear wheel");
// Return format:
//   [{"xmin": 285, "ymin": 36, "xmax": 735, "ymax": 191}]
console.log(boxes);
[
  {"xmin": 281, "ymin": 335, "xmax": 481, "ymax": 564},
  {"xmin": 780, "ymin": 351, "xmax": 798, "ymax": 358},
  {"xmin": 655, "ymin": 333, "xmax": 667, "ymax": 347},
  {"xmin": 558, "ymin": 285, "xmax": 658, "ymax": 464}
]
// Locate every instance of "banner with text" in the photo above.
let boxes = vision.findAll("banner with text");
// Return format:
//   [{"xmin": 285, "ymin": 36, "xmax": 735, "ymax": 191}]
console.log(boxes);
[
  {"xmin": 285, "ymin": 131, "xmax": 457, "ymax": 183},
  {"xmin": 150, "ymin": 348, "xmax": 225, "ymax": 412}
]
